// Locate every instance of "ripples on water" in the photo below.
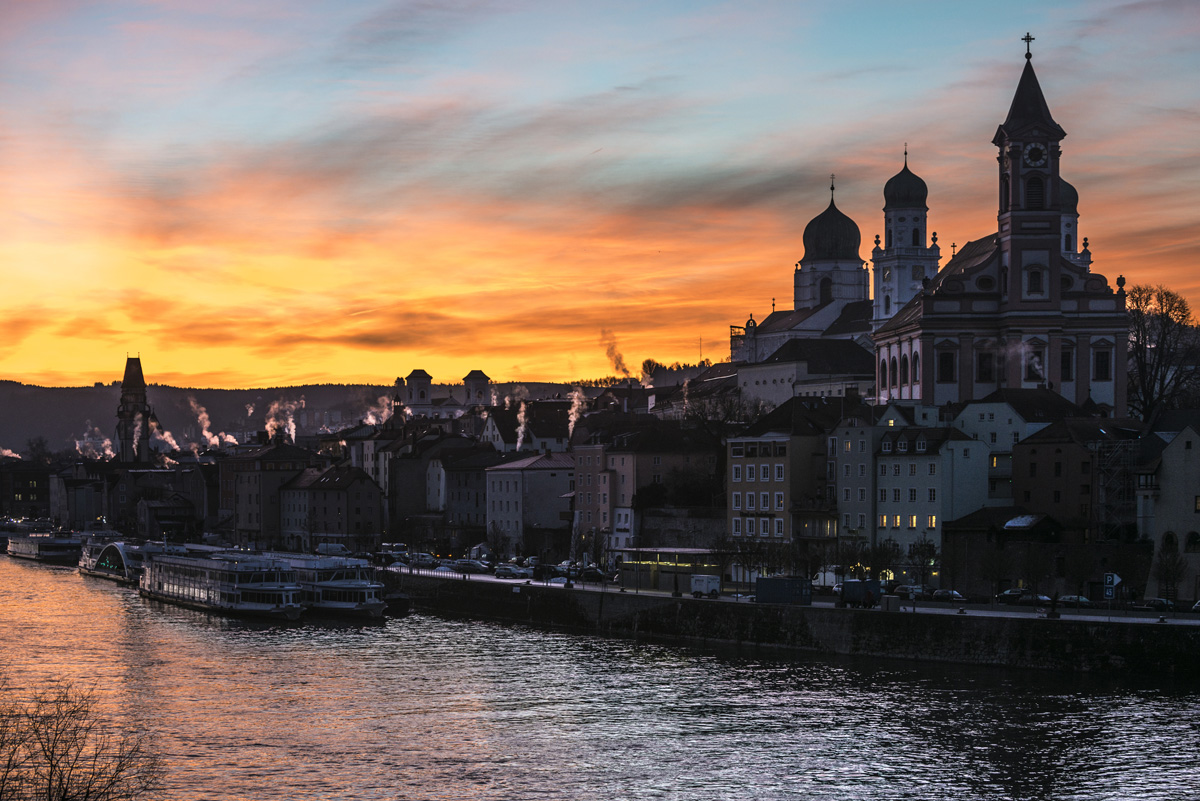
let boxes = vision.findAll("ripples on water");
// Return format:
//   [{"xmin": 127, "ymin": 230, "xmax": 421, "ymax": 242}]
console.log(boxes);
[{"xmin": 2, "ymin": 557, "xmax": 1198, "ymax": 800}]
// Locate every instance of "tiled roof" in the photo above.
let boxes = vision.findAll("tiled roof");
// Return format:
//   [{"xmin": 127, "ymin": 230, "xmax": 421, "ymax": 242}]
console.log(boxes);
[
  {"xmin": 874, "ymin": 234, "xmax": 999, "ymax": 336},
  {"xmin": 759, "ymin": 338, "xmax": 874, "ymax": 374},
  {"xmin": 974, "ymin": 388, "xmax": 1082, "ymax": 422},
  {"xmin": 485, "ymin": 453, "xmax": 575, "ymax": 471},
  {"xmin": 821, "ymin": 300, "xmax": 873, "ymax": 337}
]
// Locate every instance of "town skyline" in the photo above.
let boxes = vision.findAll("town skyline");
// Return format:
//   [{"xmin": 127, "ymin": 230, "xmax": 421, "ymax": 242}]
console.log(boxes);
[{"xmin": 2, "ymin": 1, "xmax": 1198, "ymax": 389}]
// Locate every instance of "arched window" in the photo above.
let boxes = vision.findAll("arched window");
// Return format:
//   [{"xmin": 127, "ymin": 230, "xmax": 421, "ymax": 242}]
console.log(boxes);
[
  {"xmin": 900, "ymin": 355, "xmax": 910, "ymax": 385},
  {"xmin": 1163, "ymin": 531, "xmax": 1178, "ymax": 551},
  {"xmin": 820, "ymin": 277, "xmax": 833, "ymax": 305},
  {"xmin": 886, "ymin": 229, "xmax": 893, "ymax": 248},
  {"xmin": 1000, "ymin": 175, "xmax": 1010, "ymax": 213},
  {"xmin": 1186, "ymin": 532, "xmax": 1200, "ymax": 553},
  {"xmin": 884, "ymin": 296, "xmax": 891, "ymax": 315},
  {"xmin": 1029, "ymin": 270, "xmax": 1043, "ymax": 295},
  {"xmin": 1026, "ymin": 176, "xmax": 1044, "ymax": 209},
  {"xmin": 912, "ymin": 353, "xmax": 920, "ymax": 384},
  {"xmin": 889, "ymin": 357, "xmax": 898, "ymax": 388},
  {"xmin": 912, "ymin": 228, "xmax": 920, "ymax": 247},
  {"xmin": 880, "ymin": 359, "xmax": 888, "ymax": 389},
  {"xmin": 419, "ymin": 390, "xmax": 426, "ymax": 400},
  {"xmin": 1064, "ymin": 234, "xmax": 1072, "ymax": 252}
]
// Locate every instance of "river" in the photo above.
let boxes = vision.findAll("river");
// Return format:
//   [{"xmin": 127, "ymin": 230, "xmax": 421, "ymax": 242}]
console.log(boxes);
[{"xmin": 1, "ymin": 557, "xmax": 1197, "ymax": 800}]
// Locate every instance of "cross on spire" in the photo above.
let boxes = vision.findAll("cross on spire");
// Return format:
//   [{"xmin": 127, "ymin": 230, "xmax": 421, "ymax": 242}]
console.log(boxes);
[
  {"xmin": 830, "ymin": 173, "xmax": 836, "ymax": 200},
  {"xmin": 904, "ymin": 143, "xmax": 908, "ymax": 167},
  {"xmin": 1022, "ymin": 32, "xmax": 1035, "ymax": 59}
]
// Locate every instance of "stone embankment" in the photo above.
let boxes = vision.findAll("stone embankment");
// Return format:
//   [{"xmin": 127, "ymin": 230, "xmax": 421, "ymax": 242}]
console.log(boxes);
[{"xmin": 381, "ymin": 572, "xmax": 1200, "ymax": 678}]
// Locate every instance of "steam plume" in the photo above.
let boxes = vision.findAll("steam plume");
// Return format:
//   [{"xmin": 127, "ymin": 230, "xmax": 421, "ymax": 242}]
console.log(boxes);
[
  {"xmin": 0, "ymin": 447, "xmax": 20, "ymax": 459},
  {"xmin": 515, "ymin": 401, "xmax": 529, "ymax": 451},
  {"xmin": 567, "ymin": 387, "xmax": 586, "ymax": 438},
  {"xmin": 132, "ymin": 413, "xmax": 143, "ymax": 458},
  {"xmin": 363, "ymin": 395, "xmax": 394, "ymax": 425},
  {"xmin": 600, "ymin": 328, "xmax": 631, "ymax": 377},
  {"xmin": 266, "ymin": 398, "xmax": 305, "ymax": 442},
  {"xmin": 75, "ymin": 421, "xmax": 115, "ymax": 460},
  {"xmin": 150, "ymin": 422, "xmax": 180, "ymax": 452},
  {"xmin": 245, "ymin": 403, "xmax": 255, "ymax": 418},
  {"xmin": 188, "ymin": 396, "xmax": 235, "ymax": 447}
]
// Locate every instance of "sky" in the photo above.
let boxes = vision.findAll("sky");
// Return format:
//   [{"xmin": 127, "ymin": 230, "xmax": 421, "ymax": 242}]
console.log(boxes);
[{"xmin": 1, "ymin": 0, "xmax": 1198, "ymax": 389}]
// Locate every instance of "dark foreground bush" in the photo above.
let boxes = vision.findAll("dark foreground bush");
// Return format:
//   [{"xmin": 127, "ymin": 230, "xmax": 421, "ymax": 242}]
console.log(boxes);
[{"xmin": 0, "ymin": 681, "xmax": 162, "ymax": 801}]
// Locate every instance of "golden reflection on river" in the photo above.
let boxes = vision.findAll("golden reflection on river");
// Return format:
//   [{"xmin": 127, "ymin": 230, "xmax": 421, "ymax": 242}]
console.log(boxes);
[{"xmin": 2, "ymin": 557, "xmax": 1198, "ymax": 800}]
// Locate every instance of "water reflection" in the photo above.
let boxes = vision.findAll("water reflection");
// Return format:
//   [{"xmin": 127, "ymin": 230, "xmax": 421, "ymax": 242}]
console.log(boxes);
[{"xmin": 1, "ymin": 558, "xmax": 1197, "ymax": 800}]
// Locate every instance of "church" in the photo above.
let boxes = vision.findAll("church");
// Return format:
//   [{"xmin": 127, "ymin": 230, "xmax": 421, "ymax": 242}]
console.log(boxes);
[{"xmin": 732, "ymin": 42, "xmax": 1128, "ymax": 416}]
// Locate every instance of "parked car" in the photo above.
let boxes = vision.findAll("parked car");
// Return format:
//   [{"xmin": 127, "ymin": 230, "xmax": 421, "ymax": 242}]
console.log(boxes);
[
  {"xmin": 932, "ymin": 589, "xmax": 965, "ymax": 603},
  {"xmin": 1016, "ymin": 593, "xmax": 1052, "ymax": 606},
  {"xmin": 454, "ymin": 559, "xmax": 489, "ymax": 574},
  {"xmin": 578, "ymin": 567, "xmax": 608, "ymax": 582},
  {"xmin": 1059, "ymin": 595, "xmax": 1093, "ymax": 608},
  {"xmin": 1192, "ymin": 600, "xmax": 1200, "ymax": 613},
  {"xmin": 895, "ymin": 585, "xmax": 933, "ymax": 600},
  {"xmin": 1139, "ymin": 598, "xmax": 1175, "ymax": 612},
  {"xmin": 410, "ymin": 553, "xmax": 438, "ymax": 569},
  {"xmin": 995, "ymin": 588, "xmax": 1029, "ymax": 604},
  {"xmin": 494, "ymin": 564, "xmax": 523, "ymax": 579}
]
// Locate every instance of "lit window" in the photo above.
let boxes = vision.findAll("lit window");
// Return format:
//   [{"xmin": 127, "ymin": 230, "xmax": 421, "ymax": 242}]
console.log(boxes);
[{"xmin": 928, "ymin": 515, "xmax": 937, "ymax": 529}]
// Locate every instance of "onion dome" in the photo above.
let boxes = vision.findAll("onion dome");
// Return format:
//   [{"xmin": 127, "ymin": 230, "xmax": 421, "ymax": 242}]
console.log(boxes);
[
  {"xmin": 883, "ymin": 162, "xmax": 928, "ymax": 211},
  {"xmin": 802, "ymin": 199, "xmax": 862, "ymax": 262},
  {"xmin": 1060, "ymin": 177, "xmax": 1078, "ymax": 214}
]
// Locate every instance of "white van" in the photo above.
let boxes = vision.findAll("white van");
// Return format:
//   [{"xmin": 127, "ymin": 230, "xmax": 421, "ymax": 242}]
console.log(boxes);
[{"xmin": 315, "ymin": 543, "xmax": 350, "ymax": 556}]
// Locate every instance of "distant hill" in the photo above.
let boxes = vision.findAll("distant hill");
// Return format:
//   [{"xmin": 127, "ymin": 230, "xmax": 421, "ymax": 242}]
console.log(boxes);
[{"xmin": 0, "ymin": 379, "xmax": 585, "ymax": 456}]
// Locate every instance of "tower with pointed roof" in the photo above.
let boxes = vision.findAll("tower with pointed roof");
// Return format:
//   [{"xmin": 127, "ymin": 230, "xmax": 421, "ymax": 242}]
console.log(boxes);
[
  {"xmin": 115, "ymin": 356, "xmax": 152, "ymax": 463},
  {"xmin": 872, "ymin": 40, "xmax": 1127, "ymax": 414},
  {"xmin": 872, "ymin": 152, "xmax": 942, "ymax": 330}
]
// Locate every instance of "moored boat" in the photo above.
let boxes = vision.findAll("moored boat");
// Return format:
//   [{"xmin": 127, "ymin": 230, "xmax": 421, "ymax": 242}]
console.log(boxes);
[
  {"xmin": 140, "ymin": 550, "xmax": 304, "ymax": 620},
  {"xmin": 266, "ymin": 553, "xmax": 387, "ymax": 618},
  {"xmin": 78, "ymin": 537, "xmax": 147, "ymax": 585},
  {"xmin": 6, "ymin": 532, "xmax": 84, "ymax": 564}
]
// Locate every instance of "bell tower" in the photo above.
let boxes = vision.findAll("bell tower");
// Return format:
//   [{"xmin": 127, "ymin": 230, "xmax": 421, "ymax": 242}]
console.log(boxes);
[
  {"xmin": 115, "ymin": 356, "xmax": 152, "ymax": 463},
  {"xmin": 993, "ymin": 34, "xmax": 1067, "ymax": 310}
]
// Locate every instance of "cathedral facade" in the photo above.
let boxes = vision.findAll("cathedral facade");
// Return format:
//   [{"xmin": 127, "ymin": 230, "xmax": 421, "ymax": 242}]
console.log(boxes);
[
  {"xmin": 731, "ymin": 46, "xmax": 1127, "ymax": 416},
  {"xmin": 873, "ymin": 48, "xmax": 1127, "ymax": 415}
]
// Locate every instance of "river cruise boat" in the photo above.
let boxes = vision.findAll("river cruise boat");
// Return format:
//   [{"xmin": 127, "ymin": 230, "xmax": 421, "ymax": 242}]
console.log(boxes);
[
  {"xmin": 6, "ymin": 532, "xmax": 84, "ymax": 564},
  {"xmin": 266, "ymin": 553, "xmax": 387, "ymax": 618},
  {"xmin": 78, "ymin": 537, "xmax": 149, "ymax": 585},
  {"xmin": 140, "ymin": 551, "xmax": 304, "ymax": 620}
]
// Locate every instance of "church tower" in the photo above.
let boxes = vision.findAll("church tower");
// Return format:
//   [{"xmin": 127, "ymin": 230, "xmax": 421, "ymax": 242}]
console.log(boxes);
[
  {"xmin": 115, "ymin": 356, "xmax": 152, "ymax": 463},
  {"xmin": 993, "ymin": 35, "xmax": 1069, "ymax": 315},
  {"xmin": 871, "ymin": 152, "xmax": 941, "ymax": 329},
  {"xmin": 793, "ymin": 179, "xmax": 868, "ymax": 313}
]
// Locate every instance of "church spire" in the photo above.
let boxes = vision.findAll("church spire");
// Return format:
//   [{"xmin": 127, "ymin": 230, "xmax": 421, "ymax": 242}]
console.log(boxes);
[{"xmin": 995, "ymin": 34, "xmax": 1066, "ymax": 142}]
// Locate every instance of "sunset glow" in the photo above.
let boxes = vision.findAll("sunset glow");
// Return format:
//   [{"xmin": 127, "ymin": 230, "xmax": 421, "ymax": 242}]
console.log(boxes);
[{"xmin": 3, "ymin": 1, "xmax": 1198, "ymax": 388}]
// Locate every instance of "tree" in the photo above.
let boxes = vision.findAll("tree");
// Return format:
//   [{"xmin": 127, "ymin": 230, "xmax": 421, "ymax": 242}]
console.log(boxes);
[
  {"xmin": 904, "ymin": 535, "xmax": 940, "ymax": 588},
  {"xmin": 0, "ymin": 681, "xmax": 162, "ymax": 801},
  {"xmin": 1152, "ymin": 533, "xmax": 1189, "ymax": 603},
  {"xmin": 1127, "ymin": 284, "xmax": 1200, "ymax": 423},
  {"xmin": 24, "ymin": 437, "xmax": 52, "ymax": 466}
]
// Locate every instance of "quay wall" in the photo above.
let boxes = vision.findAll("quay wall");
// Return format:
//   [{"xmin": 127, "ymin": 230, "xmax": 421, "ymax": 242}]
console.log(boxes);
[{"xmin": 388, "ymin": 573, "xmax": 1200, "ymax": 678}]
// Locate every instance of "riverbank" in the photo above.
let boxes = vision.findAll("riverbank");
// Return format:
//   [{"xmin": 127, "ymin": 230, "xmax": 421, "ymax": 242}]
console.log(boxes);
[{"xmin": 383, "ymin": 572, "xmax": 1200, "ymax": 678}]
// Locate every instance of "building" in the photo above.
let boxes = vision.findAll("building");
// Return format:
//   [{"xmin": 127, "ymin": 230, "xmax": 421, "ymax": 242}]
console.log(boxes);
[
  {"xmin": 485, "ymin": 452, "xmax": 574, "ymax": 558},
  {"xmin": 115, "ymin": 357, "xmax": 153, "ymax": 464},
  {"xmin": 280, "ymin": 464, "xmax": 383, "ymax": 553},
  {"xmin": 874, "ymin": 48, "xmax": 1128, "ymax": 414}
]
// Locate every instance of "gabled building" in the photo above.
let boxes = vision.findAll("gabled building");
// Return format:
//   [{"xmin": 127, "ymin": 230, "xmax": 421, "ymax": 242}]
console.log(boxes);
[
  {"xmin": 485, "ymin": 452, "xmax": 574, "ymax": 558},
  {"xmin": 727, "ymin": 398, "xmax": 848, "ymax": 552},
  {"xmin": 951, "ymin": 388, "xmax": 1084, "ymax": 502},
  {"xmin": 280, "ymin": 464, "xmax": 383, "ymax": 553},
  {"xmin": 1011, "ymin": 418, "xmax": 1142, "ymax": 541},
  {"xmin": 737, "ymin": 338, "xmax": 875, "ymax": 406},
  {"xmin": 217, "ymin": 439, "xmax": 328, "ymax": 548}
]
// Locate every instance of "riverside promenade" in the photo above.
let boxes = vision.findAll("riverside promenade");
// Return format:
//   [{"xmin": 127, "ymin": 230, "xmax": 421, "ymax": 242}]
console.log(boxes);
[{"xmin": 383, "ymin": 569, "xmax": 1200, "ymax": 679}]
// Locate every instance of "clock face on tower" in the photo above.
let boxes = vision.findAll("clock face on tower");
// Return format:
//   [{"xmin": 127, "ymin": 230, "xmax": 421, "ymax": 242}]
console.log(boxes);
[{"xmin": 1023, "ymin": 143, "xmax": 1047, "ymax": 167}]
